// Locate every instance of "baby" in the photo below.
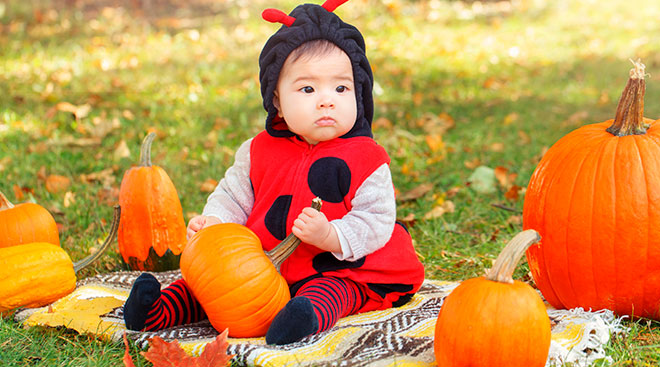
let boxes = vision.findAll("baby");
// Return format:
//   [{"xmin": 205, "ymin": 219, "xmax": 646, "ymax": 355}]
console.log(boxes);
[{"xmin": 123, "ymin": 0, "xmax": 425, "ymax": 345}]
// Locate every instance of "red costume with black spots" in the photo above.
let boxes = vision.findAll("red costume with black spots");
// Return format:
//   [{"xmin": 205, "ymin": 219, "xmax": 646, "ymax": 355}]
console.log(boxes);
[{"xmin": 249, "ymin": 132, "xmax": 424, "ymax": 312}]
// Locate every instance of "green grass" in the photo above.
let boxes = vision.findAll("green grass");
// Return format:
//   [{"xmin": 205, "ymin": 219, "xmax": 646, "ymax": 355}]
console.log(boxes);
[{"xmin": 2, "ymin": 0, "xmax": 660, "ymax": 365}]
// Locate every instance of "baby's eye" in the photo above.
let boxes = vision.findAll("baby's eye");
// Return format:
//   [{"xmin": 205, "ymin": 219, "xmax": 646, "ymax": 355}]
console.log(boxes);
[
  {"xmin": 336, "ymin": 85, "xmax": 348, "ymax": 93},
  {"xmin": 300, "ymin": 86, "xmax": 314, "ymax": 93}
]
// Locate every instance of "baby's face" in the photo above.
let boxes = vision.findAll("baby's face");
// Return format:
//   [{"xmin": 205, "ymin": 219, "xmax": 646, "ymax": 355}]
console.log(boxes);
[{"xmin": 273, "ymin": 47, "xmax": 357, "ymax": 145}]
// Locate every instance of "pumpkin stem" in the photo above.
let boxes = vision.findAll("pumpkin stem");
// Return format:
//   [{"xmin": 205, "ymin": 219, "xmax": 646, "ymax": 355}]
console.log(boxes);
[
  {"xmin": 606, "ymin": 59, "xmax": 648, "ymax": 137},
  {"xmin": 0, "ymin": 190, "xmax": 15, "ymax": 210},
  {"xmin": 139, "ymin": 132, "xmax": 157, "ymax": 167},
  {"xmin": 73, "ymin": 205, "xmax": 121, "ymax": 273},
  {"xmin": 265, "ymin": 198, "xmax": 322, "ymax": 271},
  {"xmin": 485, "ymin": 229, "xmax": 540, "ymax": 284}
]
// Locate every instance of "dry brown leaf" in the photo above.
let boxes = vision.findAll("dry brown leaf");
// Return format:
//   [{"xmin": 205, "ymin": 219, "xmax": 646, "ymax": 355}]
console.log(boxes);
[
  {"xmin": 200, "ymin": 178, "xmax": 219, "ymax": 193},
  {"xmin": 114, "ymin": 140, "xmax": 131, "ymax": 160},
  {"xmin": 504, "ymin": 184, "xmax": 522, "ymax": 201},
  {"xmin": 123, "ymin": 334, "xmax": 137, "ymax": 367},
  {"xmin": 45, "ymin": 174, "xmax": 71, "ymax": 194},
  {"xmin": 425, "ymin": 134, "xmax": 445, "ymax": 153},
  {"xmin": 489, "ymin": 142, "xmax": 504, "ymax": 152},
  {"xmin": 124, "ymin": 328, "xmax": 234, "ymax": 367},
  {"xmin": 398, "ymin": 183, "xmax": 433, "ymax": 202},
  {"xmin": 423, "ymin": 200, "xmax": 455, "ymax": 220},
  {"xmin": 55, "ymin": 102, "xmax": 91, "ymax": 120},
  {"xmin": 464, "ymin": 158, "xmax": 481, "ymax": 169},
  {"xmin": 494, "ymin": 166, "xmax": 518, "ymax": 189},
  {"xmin": 418, "ymin": 112, "xmax": 455, "ymax": 136},
  {"xmin": 63, "ymin": 191, "xmax": 76, "ymax": 208},
  {"xmin": 80, "ymin": 168, "xmax": 116, "ymax": 187},
  {"xmin": 502, "ymin": 112, "xmax": 519, "ymax": 126},
  {"xmin": 518, "ymin": 130, "xmax": 531, "ymax": 145},
  {"xmin": 372, "ymin": 117, "xmax": 393, "ymax": 130},
  {"xmin": 397, "ymin": 213, "xmax": 416, "ymax": 228},
  {"xmin": 0, "ymin": 156, "xmax": 11, "ymax": 172}
]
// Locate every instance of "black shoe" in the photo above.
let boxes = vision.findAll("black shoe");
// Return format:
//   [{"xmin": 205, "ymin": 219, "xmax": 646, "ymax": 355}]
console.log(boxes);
[
  {"xmin": 265, "ymin": 296, "xmax": 319, "ymax": 345},
  {"xmin": 123, "ymin": 273, "xmax": 161, "ymax": 330}
]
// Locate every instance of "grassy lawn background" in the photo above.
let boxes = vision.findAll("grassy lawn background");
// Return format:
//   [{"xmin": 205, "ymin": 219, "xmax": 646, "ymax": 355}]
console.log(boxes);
[{"xmin": 1, "ymin": 0, "xmax": 660, "ymax": 365}]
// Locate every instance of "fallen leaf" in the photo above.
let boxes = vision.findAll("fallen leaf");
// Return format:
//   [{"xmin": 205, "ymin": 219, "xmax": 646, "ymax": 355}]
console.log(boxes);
[
  {"xmin": 494, "ymin": 166, "xmax": 517, "ymax": 188},
  {"xmin": 502, "ymin": 112, "xmax": 519, "ymax": 126},
  {"xmin": 464, "ymin": 158, "xmax": 481, "ymax": 169},
  {"xmin": 518, "ymin": 130, "xmax": 531, "ymax": 144},
  {"xmin": 123, "ymin": 334, "xmax": 137, "ymax": 367},
  {"xmin": 489, "ymin": 142, "xmax": 504, "ymax": 152},
  {"xmin": 63, "ymin": 191, "xmax": 75, "ymax": 207},
  {"xmin": 397, "ymin": 213, "xmax": 416, "ymax": 227},
  {"xmin": 398, "ymin": 183, "xmax": 433, "ymax": 202},
  {"xmin": 425, "ymin": 134, "xmax": 445, "ymax": 153},
  {"xmin": 197, "ymin": 329, "xmax": 234, "ymax": 367},
  {"xmin": 45, "ymin": 174, "xmax": 71, "ymax": 194},
  {"xmin": 200, "ymin": 178, "xmax": 218, "ymax": 193},
  {"xmin": 0, "ymin": 156, "xmax": 11, "ymax": 172},
  {"xmin": 141, "ymin": 337, "xmax": 193, "ymax": 366},
  {"xmin": 423, "ymin": 200, "xmax": 455, "ymax": 220},
  {"xmin": 419, "ymin": 112, "xmax": 455, "ymax": 135},
  {"xmin": 139, "ymin": 329, "xmax": 234, "ymax": 367},
  {"xmin": 54, "ymin": 102, "xmax": 91, "ymax": 120},
  {"xmin": 114, "ymin": 140, "xmax": 131, "ymax": 160},
  {"xmin": 80, "ymin": 168, "xmax": 115, "ymax": 187},
  {"xmin": 12, "ymin": 184, "xmax": 26, "ymax": 201},
  {"xmin": 504, "ymin": 184, "xmax": 522, "ymax": 201}
]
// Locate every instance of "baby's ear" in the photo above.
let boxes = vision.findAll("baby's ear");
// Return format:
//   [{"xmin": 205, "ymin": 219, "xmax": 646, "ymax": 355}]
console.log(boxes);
[{"xmin": 272, "ymin": 91, "xmax": 283, "ymax": 117}]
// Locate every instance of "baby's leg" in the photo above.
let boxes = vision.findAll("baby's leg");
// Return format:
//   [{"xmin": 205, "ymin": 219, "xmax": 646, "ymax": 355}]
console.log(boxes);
[
  {"xmin": 265, "ymin": 277, "xmax": 366, "ymax": 345},
  {"xmin": 123, "ymin": 273, "xmax": 206, "ymax": 331}
]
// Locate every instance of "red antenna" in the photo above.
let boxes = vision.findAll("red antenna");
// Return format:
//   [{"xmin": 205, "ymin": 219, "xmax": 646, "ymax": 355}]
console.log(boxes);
[
  {"xmin": 322, "ymin": 0, "xmax": 349, "ymax": 12},
  {"xmin": 262, "ymin": 8, "xmax": 296, "ymax": 27},
  {"xmin": 262, "ymin": 0, "xmax": 349, "ymax": 27}
]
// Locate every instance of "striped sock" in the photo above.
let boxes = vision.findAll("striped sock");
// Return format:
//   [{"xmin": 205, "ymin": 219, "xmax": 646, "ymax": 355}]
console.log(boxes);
[
  {"xmin": 295, "ymin": 277, "xmax": 366, "ymax": 333},
  {"xmin": 142, "ymin": 279, "xmax": 206, "ymax": 331}
]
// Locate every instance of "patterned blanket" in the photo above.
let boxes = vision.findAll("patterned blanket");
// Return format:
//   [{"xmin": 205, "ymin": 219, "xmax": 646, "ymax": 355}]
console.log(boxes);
[{"xmin": 15, "ymin": 271, "xmax": 624, "ymax": 366}]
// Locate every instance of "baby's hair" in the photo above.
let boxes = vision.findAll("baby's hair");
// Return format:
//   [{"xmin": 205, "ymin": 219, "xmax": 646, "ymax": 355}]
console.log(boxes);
[{"xmin": 288, "ymin": 39, "xmax": 342, "ymax": 64}]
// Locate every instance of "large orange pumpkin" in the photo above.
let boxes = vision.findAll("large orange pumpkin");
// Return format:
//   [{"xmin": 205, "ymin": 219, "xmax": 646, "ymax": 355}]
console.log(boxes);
[
  {"xmin": 118, "ymin": 132, "xmax": 187, "ymax": 271},
  {"xmin": 0, "ymin": 190, "xmax": 60, "ymax": 248},
  {"xmin": 523, "ymin": 60, "xmax": 660, "ymax": 318},
  {"xmin": 180, "ymin": 198, "xmax": 322, "ymax": 338},
  {"xmin": 434, "ymin": 230, "xmax": 551, "ymax": 367},
  {"xmin": 180, "ymin": 223, "xmax": 291, "ymax": 338}
]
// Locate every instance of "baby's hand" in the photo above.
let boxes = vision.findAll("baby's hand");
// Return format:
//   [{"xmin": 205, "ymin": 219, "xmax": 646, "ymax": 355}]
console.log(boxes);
[
  {"xmin": 291, "ymin": 207, "xmax": 340, "ymax": 253},
  {"xmin": 187, "ymin": 215, "xmax": 221, "ymax": 239}
]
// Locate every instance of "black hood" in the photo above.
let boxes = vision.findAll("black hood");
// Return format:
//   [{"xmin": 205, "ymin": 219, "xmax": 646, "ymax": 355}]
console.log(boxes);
[{"xmin": 258, "ymin": 3, "xmax": 374, "ymax": 139}]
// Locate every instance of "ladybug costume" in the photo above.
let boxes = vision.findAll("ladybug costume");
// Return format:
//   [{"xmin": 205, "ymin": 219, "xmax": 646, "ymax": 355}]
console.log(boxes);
[{"xmin": 123, "ymin": 0, "xmax": 424, "ymax": 345}]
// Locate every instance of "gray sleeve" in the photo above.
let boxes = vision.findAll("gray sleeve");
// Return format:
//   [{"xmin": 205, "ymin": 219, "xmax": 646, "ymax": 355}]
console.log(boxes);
[
  {"xmin": 330, "ymin": 163, "xmax": 396, "ymax": 261},
  {"xmin": 202, "ymin": 138, "xmax": 254, "ymax": 225}
]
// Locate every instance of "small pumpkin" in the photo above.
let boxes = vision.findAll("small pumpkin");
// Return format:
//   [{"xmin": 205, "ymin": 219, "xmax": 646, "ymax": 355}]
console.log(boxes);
[
  {"xmin": 118, "ymin": 132, "xmax": 187, "ymax": 271},
  {"xmin": 0, "ymin": 190, "xmax": 60, "ymax": 248},
  {"xmin": 0, "ymin": 206, "xmax": 120, "ymax": 313},
  {"xmin": 180, "ymin": 198, "xmax": 322, "ymax": 338},
  {"xmin": 523, "ymin": 60, "xmax": 660, "ymax": 319},
  {"xmin": 434, "ymin": 230, "xmax": 551, "ymax": 367}
]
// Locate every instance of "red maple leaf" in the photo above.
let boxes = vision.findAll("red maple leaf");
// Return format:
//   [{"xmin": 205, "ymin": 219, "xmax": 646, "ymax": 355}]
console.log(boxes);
[{"xmin": 123, "ymin": 329, "xmax": 234, "ymax": 367}]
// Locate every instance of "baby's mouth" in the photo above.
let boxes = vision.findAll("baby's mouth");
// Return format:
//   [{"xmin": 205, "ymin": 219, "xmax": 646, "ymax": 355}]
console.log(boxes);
[{"xmin": 315, "ymin": 117, "xmax": 336, "ymax": 126}]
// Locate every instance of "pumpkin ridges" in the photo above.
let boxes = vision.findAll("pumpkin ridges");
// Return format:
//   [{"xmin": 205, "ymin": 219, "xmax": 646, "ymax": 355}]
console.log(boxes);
[
  {"xmin": 635, "ymin": 133, "xmax": 660, "ymax": 316},
  {"xmin": 612, "ymin": 136, "xmax": 649, "ymax": 315},
  {"xmin": 526, "ymin": 130, "xmax": 588, "ymax": 308},
  {"xmin": 117, "ymin": 133, "xmax": 186, "ymax": 271}
]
